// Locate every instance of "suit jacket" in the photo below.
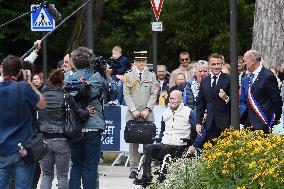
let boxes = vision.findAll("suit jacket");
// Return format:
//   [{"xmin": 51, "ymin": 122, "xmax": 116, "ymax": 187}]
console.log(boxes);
[
  {"xmin": 123, "ymin": 68, "xmax": 159, "ymax": 122},
  {"xmin": 239, "ymin": 67, "xmax": 282, "ymax": 130},
  {"xmin": 196, "ymin": 72, "xmax": 231, "ymax": 130}
]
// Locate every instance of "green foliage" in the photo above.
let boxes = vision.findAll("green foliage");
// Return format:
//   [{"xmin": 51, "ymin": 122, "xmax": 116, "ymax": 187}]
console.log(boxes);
[
  {"xmin": 150, "ymin": 129, "xmax": 284, "ymax": 189},
  {"xmin": 0, "ymin": 0, "xmax": 255, "ymax": 72},
  {"xmin": 96, "ymin": 0, "xmax": 255, "ymax": 71}
]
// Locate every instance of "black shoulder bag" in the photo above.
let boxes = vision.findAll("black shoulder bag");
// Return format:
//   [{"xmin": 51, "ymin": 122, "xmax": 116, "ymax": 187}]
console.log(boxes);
[
  {"xmin": 63, "ymin": 93, "xmax": 83, "ymax": 142},
  {"xmin": 18, "ymin": 82, "xmax": 49, "ymax": 164},
  {"xmin": 124, "ymin": 120, "xmax": 156, "ymax": 144}
]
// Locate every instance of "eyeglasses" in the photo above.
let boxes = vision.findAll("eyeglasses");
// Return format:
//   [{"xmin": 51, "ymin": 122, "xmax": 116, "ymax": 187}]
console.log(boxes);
[{"xmin": 180, "ymin": 58, "xmax": 189, "ymax": 62}]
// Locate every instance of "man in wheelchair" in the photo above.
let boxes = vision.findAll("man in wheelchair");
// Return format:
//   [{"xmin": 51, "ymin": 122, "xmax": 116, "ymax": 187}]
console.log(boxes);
[{"xmin": 133, "ymin": 90, "xmax": 206, "ymax": 187}]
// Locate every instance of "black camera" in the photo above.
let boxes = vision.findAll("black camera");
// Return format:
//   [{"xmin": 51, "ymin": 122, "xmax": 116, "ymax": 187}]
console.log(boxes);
[{"xmin": 91, "ymin": 56, "xmax": 118, "ymax": 78}]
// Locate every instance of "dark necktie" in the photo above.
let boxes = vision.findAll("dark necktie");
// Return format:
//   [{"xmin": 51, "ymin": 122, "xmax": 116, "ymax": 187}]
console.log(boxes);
[
  {"xmin": 139, "ymin": 72, "xmax": 142, "ymax": 81},
  {"xmin": 212, "ymin": 75, "xmax": 217, "ymax": 89},
  {"xmin": 211, "ymin": 75, "xmax": 217, "ymax": 95}
]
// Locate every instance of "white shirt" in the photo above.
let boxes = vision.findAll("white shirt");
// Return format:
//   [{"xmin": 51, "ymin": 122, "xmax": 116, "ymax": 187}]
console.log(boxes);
[
  {"xmin": 251, "ymin": 65, "xmax": 263, "ymax": 84},
  {"xmin": 158, "ymin": 79, "xmax": 165, "ymax": 91},
  {"xmin": 210, "ymin": 72, "xmax": 221, "ymax": 87},
  {"xmin": 136, "ymin": 69, "xmax": 144, "ymax": 79}
]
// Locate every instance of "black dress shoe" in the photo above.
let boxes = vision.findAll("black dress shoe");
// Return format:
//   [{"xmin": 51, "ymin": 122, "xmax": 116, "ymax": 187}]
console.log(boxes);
[
  {"xmin": 129, "ymin": 171, "xmax": 138, "ymax": 179},
  {"xmin": 133, "ymin": 175, "xmax": 152, "ymax": 187}
]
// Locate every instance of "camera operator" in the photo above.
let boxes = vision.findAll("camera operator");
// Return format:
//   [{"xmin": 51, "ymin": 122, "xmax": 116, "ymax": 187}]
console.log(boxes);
[
  {"xmin": 0, "ymin": 55, "xmax": 46, "ymax": 189},
  {"xmin": 67, "ymin": 47, "xmax": 114, "ymax": 189},
  {"xmin": 108, "ymin": 46, "xmax": 131, "ymax": 105}
]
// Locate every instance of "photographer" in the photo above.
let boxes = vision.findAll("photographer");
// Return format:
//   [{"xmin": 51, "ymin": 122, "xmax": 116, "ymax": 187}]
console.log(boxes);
[
  {"xmin": 67, "ymin": 47, "xmax": 114, "ymax": 189},
  {"xmin": 0, "ymin": 55, "xmax": 46, "ymax": 188}
]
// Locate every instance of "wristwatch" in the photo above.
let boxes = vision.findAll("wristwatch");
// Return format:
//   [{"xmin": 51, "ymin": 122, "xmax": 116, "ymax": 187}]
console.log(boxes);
[{"xmin": 146, "ymin": 107, "xmax": 151, "ymax": 111}]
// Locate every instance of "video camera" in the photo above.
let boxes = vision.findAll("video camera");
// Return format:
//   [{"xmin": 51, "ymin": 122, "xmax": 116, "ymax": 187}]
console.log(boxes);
[{"xmin": 91, "ymin": 56, "xmax": 118, "ymax": 78}]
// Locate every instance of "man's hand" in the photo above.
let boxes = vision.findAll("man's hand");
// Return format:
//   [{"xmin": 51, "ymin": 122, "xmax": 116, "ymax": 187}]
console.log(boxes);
[
  {"xmin": 87, "ymin": 106, "xmax": 96, "ymax": 117},
  {"xmin": 186, "ymin": 146, "xmax": 196, "ymax": 155},
  {"xmin": 116, "ymin": 75, "xmax": 124, "ymax": 81},
  {"xmin": 141, "ymin": 109, "xmax": 150, "ymax": 119},
  {"xmin": 274, "ymin": 119, "xmax": 281, "ymax": 125},
  {"xmin": 196, "ymin": 124, "xmax": 202, "ymax": 136},
  {"xmin": 219, "ymin": 89, "xmax": 229, "ymax": 101},
  {"xmin": 132, "ymin": 110, "xmax": 141, "ymax": 118},
  {"xmin": 34, "ymin": 40, "xmax": 42, "ymax": 53},
  {"xmin": 105, "ymin": 64, "xmax": 113, "ymax": 77}
]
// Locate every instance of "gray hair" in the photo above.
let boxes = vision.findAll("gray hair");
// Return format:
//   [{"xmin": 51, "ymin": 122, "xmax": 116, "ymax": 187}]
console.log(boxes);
[
  {"xmin": 249, "ymin": 50, "xmax": 261, "ymax": 62},
  {"xmin": 157, "ymin": 64, "xmax": 167, "ymax": 70},
  {"xmin": 71, "ymin": 47, "xmax": 94, "ymax": 69}
]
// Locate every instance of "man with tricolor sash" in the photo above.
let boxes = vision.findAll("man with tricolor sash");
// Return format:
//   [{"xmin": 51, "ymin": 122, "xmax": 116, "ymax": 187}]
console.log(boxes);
[{"xmin": 239, "ymin": 50, "xmax": 282, "ymax": 133}]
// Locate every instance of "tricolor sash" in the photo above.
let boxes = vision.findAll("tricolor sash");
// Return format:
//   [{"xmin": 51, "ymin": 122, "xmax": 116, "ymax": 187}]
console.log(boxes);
[{"xmin": 247, "ymin": 77, "xmax": 275, "ymax": 128}]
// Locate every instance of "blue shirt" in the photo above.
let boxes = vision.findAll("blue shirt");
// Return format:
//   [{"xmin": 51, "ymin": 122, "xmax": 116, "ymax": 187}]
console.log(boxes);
[{"xmin": 0, "ymin": 81, "xmax": 39, "ymax": 155}]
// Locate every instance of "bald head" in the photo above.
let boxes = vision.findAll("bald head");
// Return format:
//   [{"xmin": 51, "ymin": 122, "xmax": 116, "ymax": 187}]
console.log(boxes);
[
  {"xmin": 243, "ymin": 49, "xmax": 261, "ymax": 72},
  {"xmin": 169, "ymin": 90, "xmax": 182, "ymax": 109},
  {"xmin": 244, "ymin": 49, "xmax": 261, "ymax": 62}
]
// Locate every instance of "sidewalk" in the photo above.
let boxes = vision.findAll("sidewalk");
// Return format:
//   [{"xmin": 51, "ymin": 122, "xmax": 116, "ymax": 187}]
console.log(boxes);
[{"xmin": 37, "ymin": 165, "xmax": 141, "ymax": 189}]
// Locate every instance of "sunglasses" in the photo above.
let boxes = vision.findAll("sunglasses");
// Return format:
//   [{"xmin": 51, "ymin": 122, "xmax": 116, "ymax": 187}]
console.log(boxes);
[{"xmin": 180, "ymin": 58, "xmax": 189, "ymax": 61}]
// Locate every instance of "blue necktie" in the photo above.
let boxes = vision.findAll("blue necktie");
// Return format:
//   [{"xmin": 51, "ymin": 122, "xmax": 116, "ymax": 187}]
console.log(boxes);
[{"xmin": 139, "ymin": 72, "xmax": 142, "ymax": 81}]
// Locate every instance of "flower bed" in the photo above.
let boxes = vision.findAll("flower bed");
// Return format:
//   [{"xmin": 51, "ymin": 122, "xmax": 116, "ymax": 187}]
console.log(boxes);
[{"xmin": 149, "ymin": 129, "xmax": 284, "ymax": 189}]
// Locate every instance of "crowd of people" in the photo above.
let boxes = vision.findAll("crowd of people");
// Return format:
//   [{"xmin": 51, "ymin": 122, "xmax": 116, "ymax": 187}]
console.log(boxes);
[{"xmin": 0, "ymin": 39, "xmax": 283, "ymax": 189}]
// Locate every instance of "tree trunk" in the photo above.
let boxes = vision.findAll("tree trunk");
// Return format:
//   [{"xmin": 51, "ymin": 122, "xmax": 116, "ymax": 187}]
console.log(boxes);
[
  {"xmin": 67, "ymin": 0, "xmax": 103, "ymax": 52},
  {"xmin": 252, "ymin": 0, "xmax": 284, "ymax": 68}
]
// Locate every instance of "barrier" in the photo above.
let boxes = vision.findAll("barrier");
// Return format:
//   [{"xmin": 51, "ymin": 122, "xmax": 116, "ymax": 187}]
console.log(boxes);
[{"xmin": 101, "ymin": 105, "xmax": 166, "ymax": 152}]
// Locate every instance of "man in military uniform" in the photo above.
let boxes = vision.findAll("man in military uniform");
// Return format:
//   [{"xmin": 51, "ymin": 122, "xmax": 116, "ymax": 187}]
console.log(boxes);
[{"xmin": 123, "ymin": 51, "xmax": 159, "ymax": 179}]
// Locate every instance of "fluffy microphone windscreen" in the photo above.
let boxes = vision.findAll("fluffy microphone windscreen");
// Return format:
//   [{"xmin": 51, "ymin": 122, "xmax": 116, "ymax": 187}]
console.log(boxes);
[{"xmin": 45, "ymin": 4, "xmax": 61, "ymax": 21}]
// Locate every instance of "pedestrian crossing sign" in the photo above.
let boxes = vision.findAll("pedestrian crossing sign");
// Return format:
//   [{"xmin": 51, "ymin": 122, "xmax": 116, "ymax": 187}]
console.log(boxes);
[{"xmin": 31, "ymin": 4, "xmax": 55, "ymax": 31}]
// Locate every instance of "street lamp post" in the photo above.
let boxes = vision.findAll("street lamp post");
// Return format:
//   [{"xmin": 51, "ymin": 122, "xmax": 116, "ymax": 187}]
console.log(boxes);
[{"xmin": 230, "ymin": 0, "xmax": 240, "ymax": 130}]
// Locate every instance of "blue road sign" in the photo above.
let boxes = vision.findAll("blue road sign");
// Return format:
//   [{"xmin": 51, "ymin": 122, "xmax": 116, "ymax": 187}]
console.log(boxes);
[{"xmin": 31, "ymin": 4, "xmax": 55, "ymax": 31}]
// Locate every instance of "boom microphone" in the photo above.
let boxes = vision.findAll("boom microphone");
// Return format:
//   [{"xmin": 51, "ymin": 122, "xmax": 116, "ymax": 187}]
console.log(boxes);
[{"xmin": 43, "ymin": 2, "xmax": 61, "ymax": 21}]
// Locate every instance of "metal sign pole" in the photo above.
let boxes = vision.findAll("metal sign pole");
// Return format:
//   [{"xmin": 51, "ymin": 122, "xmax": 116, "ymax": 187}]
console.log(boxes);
[
  {"xmin": 152, "ymin": 16, "xmax": 158, "ymax": 73},
  {"xmin": 230, "ymin": 0, "xmax": 239, "ymax": 130}
]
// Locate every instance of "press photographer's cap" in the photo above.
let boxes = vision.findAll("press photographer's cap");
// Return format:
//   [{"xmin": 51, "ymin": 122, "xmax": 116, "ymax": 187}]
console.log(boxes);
[{"xmin": 134, "ymin": 51, "xmax": 147, "ymax": 59}]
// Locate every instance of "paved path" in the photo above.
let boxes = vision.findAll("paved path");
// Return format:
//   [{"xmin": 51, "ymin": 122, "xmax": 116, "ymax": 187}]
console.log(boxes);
[{"xmin": 37, "ymin": 165, "xmax": 141, "ymax": 189}]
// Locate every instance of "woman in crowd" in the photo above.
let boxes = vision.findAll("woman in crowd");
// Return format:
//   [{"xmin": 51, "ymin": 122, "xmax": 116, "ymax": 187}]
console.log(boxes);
[
  {"xmin": 183, "ymin": 60, "xmax": 209, "ymax": 110},
  {"xmin": 38, "ymin": 69, "xmax": 95, "ymax": 189},
  {"xmin": 32, "ymin": 73, "xmax": 43, "ymax": 91}
]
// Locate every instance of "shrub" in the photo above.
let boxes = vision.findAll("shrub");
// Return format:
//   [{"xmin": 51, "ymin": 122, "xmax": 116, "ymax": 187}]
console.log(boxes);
[{"xmin": 149, "ymin": 128, "xmax": 284, "ymax": 189}]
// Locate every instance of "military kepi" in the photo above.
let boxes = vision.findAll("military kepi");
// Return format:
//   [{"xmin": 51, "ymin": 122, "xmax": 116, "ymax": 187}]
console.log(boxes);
[{"xmin": 134, "ymin": 51, "xmax": 147, "ymax": 59}]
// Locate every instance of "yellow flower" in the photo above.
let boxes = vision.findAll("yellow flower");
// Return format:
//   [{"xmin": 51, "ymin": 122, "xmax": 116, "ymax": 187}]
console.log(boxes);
[
  {"xmin": 259, "ymin": 182, "xmax": 264, "ymax": 187},
  {"xmin": 248, "ymin": 161, "xmax": 256, "ymax": 169},
  {"xmin": 203, "ymin": 142, "xmax": 213, "ymax": 149},
  {"xmin": 253, "ymin": 173, "xmax": 261, "ymax": 180},
  {"xmin": 237, "ymin": 186, "xmax": 246, "ymax": 189}
]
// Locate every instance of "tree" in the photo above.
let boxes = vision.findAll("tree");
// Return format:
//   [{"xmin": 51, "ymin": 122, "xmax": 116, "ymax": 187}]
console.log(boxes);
[
  {"xmin": 252, "ymin": 0, "xmax": 284, "ymax": 67},
  {"xmin": 67, "ymin": 0, "xmax": 103, "ymax": 52}
]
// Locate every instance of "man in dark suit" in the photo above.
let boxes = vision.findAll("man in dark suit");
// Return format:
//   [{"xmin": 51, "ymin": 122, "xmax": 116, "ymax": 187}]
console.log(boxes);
[
  {"xmin": 156, "ymin": 65, "xmax": 170, "ymax": 105},
  {"xmin": 239, "ymin": 50, "xmax": 282, "ymax": 133},
  {"xmin": 196, "ymin": 53, "xmax": 231, "ymax": 143}
]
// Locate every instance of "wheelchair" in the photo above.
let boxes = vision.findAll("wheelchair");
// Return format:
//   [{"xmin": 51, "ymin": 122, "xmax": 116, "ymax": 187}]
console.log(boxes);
[{"xmin": 133, "ymin": 137, "xmax": 202, "ymax": 188}]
